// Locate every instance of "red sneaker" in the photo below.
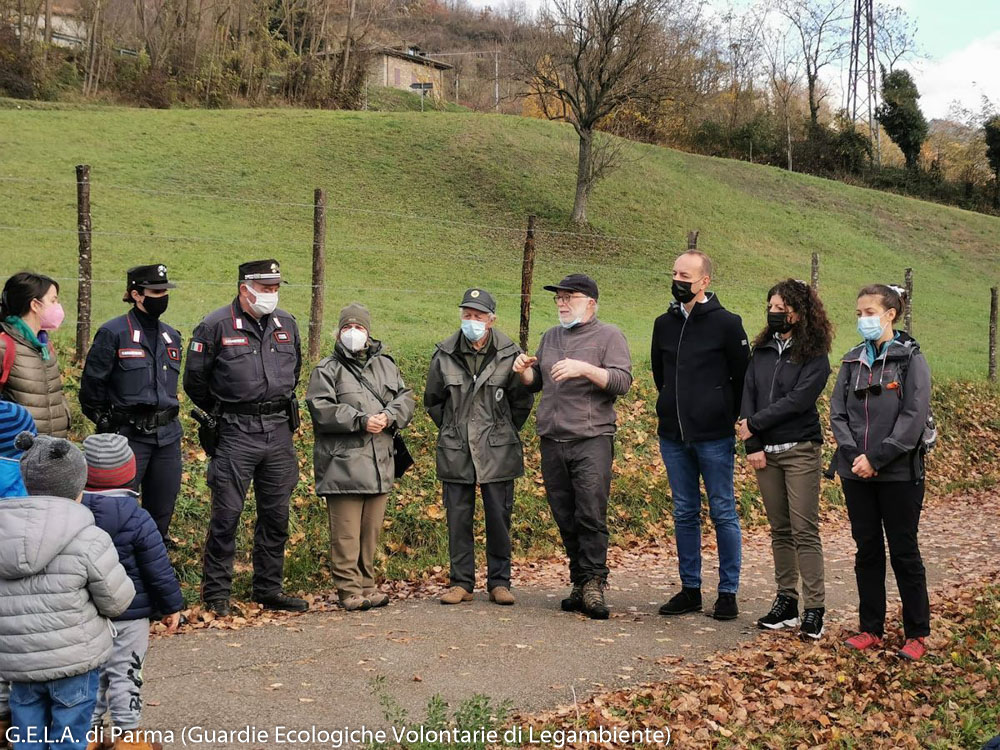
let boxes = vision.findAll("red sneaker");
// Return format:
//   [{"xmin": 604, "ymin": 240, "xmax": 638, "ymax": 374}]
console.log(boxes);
[
  {"xmin": 898, "ymin": 637, "xmax": 927, "ymax": 661},
  {"xmin": 844, "ymin": 632, "xmax": 883, "ymax": 651}
]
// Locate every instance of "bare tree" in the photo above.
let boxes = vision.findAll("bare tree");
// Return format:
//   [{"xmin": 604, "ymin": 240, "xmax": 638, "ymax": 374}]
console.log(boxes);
[
  {"xmin": 874, "ymin": 3, "xmax": 919, "ymax": 73},
  {"xmin": 514, "ymin": 0, "xmax": 691, "ymax": 224},
  {"xmin": 778, "ymin": 0, "xmax": 848, "ymax": 129},
  {"xmin": 761, "ymin": 18, "xmax": 802, "ymax": 171}
]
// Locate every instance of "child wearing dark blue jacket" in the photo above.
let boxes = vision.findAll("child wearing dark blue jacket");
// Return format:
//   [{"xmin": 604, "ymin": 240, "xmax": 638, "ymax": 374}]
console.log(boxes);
[
  {"xmin": 0, "ymin": 401, "xmax": 35, "ymax": 498},
  {"xmin": 81, "ymin": 434, "xmax": 184, "ymax": 750}
]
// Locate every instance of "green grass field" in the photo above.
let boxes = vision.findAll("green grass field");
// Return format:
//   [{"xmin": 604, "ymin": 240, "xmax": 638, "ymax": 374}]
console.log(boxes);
[
  {"xmin": 3, "ymin": 102, "xmax": 1000, "ymax": 600},
  {"xmin": 2, "ymin": 102, "xmax": 999, "ymax": 378}
]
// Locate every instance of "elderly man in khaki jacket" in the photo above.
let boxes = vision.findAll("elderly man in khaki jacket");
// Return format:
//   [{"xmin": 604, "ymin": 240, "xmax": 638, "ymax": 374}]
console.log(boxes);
[{"xmin": 424, "ymin": 288, "xmax": 534, "ymax": 606}]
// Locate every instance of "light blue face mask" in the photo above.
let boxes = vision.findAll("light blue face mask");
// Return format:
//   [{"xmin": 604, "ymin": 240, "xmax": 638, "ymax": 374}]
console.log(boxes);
[
  {"xmin": 560, "ymin": 316, "xmax": 582, "ymax": 329},
  {"xmin": 461, "ymin": 319, "xmax": 488, "ymax": 341},
  {"xmin": 857, "ymin": 313, "xmax": 888, "ymax": 341}
]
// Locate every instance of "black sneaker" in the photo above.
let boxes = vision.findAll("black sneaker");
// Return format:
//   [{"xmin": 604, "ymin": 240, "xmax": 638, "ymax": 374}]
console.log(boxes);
[
  {"xmin": 799, "ymin": 607, "xmax": 825, "ymax": 640},
  {"xmin": 757, "ymin": 594, "xmax": 799, "ymax": 630},
  {"xmin": 254, "ymin": 592, "xmax": 309, "ymax": 612},
  {"xmin": 581, "ymin": 578, "xmax": 609, "ymax": 620},
  {"xmin": 712, "ymin": 592, "xmax": 739, "ymax": 621},
  {"xmin": 659, "ymin": 587, "xmax": 702, "ymax": 616},
  {"xmin": 561, "ymin": 583, "xmax": 584, "ymax": 612}
]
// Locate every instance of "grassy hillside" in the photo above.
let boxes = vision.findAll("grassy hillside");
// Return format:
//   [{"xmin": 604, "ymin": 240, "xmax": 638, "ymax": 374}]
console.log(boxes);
[
  {"xmin": 3, "ymin": 105, "xmax": 1000, "ymax": 600},
  {"xmin": 1, "ymin": 105, "xmax": 999, "ymax": 378}
]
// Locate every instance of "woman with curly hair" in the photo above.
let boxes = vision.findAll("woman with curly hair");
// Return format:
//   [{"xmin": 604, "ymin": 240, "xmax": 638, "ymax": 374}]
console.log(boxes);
[{"xmin": 737, "ymin": 279, "xmax": 833, "ymax": 641}]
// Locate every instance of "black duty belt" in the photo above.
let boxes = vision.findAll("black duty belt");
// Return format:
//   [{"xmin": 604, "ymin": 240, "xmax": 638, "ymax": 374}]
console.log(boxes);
[
  {"xmin": 109, "ymin": 405, "xmax": 179, "ymax": 433},
  {"xmin": 220, "ymin": 400, "xmax": 290, "ymax": 416}
]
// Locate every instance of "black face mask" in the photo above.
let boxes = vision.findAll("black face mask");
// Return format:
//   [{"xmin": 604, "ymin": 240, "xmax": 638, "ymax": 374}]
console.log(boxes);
[
  {"xmin": 141, "ymin": 295, "xmax": 169, "ymax": 318},
  {"xmin": 671, "ymin": 280, "xmax": 696, "ymax": 304},
  {"xmin": 767, "ymin": 310, "xmax": 793, "ymax": 334}
]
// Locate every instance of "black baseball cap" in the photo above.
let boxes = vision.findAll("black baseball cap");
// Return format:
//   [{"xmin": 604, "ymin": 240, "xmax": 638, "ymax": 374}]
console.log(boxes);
[
  {"xmin": 126, "ymin": 264, "xmax": 176, "ymax": 292},
  {"xmin": 459, "ymin": 288, "xmax": 496, "ymax": 314},
  {"xmin": 239, "ymin": 259, "xmax": 286, "ymax": 285},
  {"xmin": 543, "ymin": 273, "xmax": 599, "ymax": 300}
]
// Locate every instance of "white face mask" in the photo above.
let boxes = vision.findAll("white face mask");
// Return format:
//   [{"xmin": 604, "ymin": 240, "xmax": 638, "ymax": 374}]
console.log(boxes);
[
  {"xmin": 341, "ymin": 327, "xmax": 368, "ymax": 352},
  {"xmin": 245, "ymin": 285, "xmax": 278, "ymax": 317}
]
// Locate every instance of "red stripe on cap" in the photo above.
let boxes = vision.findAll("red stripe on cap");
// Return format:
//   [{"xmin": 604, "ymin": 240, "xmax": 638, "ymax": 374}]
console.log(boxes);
[{"xmin": 85, "ymin": 457, "xmax": 137, "ymax": 490}]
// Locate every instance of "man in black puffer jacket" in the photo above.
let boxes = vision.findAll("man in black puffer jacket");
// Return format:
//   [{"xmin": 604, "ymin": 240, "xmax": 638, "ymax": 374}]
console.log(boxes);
[
  {"xmin": 81, "ymin": 434, "xmax": 183, "ymax": 748},
  {"xmin": 651, "ymin": 250, "xmax": 750, "ymax": 621}
]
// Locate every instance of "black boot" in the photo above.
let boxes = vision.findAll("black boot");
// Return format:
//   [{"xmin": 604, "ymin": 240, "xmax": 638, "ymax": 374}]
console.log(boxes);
[
  {"xmin": 204, "ymin": 599, "xmax": 231, "ymax": 617},
  {"xmin": 254, "ymin": 592, "xmax": 309, "ymax": 612},
  {"xmin": 712, "ymin": 592, "xmax": 739, "ymax": 621},
  {"xmin": 560, "ymin": 583, "xmax": 584, "ymax": 612},
  {"xmin": 658, "ymin": 587, "xmax": 702, "ymax": 615}
]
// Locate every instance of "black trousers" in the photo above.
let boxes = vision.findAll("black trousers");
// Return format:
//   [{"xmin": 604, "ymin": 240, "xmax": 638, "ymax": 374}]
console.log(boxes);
[
  {"xmin": 129, "ymin": 438, "xmax": 182, "ymax": 543},
  {"xmin": 540, "ymin": 435, "xmax": 613, "ymax": 584},
  {"xmin": 843, "ymin": 478, "xmax": 930, "ymax": 638},
  {"xmin": 201, "ymin": 421, "xmax": 298, "ymax": 602},
  {"xmin": 442, "ymin": 480, "xmax": 514, "ymax": 592}
]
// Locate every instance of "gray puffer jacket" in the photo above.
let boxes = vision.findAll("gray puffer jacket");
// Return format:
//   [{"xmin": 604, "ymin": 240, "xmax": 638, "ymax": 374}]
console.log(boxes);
[
  {"xmin": 0, "ymin": 496, "xmax": 136, "ymax": 683},
  {"xmin": 306, "ymin": 340, "xmax": 416, "ymax": 496}
]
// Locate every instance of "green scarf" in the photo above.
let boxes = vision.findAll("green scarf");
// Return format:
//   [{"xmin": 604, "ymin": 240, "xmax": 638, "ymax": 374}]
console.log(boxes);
[{"xmin": 3, "ymin": 316, "xmax": 51, "ymax": 361}]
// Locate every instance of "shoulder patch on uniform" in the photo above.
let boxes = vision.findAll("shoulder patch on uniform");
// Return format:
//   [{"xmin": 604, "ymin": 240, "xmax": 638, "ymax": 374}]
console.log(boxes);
[
  {"xmin": 222, "ymin": 336, "xmax": 250, "ymax": 347},
  {"xmin": 118, "ymin": 348, "xmax": 145, "ymax": 359},
  {"xmin": 167, "ymin": 347, "xmax": 181, "ymax": 361},
  {"xmin": 190, "ymin": 341, "xmax": 204, "ymax": 353}
]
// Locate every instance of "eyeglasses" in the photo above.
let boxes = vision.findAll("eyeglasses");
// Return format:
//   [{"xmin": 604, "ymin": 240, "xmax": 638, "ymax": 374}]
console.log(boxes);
[{"xmin": 553, "ymin": 294, "xmax": 586, "ymax": 304}]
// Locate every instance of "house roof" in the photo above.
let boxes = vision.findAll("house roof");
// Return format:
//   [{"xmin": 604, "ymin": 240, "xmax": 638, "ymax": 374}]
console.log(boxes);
[{"xmin": 376, "ymin": 47, "xmax": 453, "ymax": 70}]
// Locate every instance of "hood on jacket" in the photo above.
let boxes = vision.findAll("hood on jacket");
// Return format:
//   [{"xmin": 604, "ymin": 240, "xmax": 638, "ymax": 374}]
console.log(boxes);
[
  {"xmin": 82, "ymin": 491, "xmax": 141, "ymax": 539},
  {"xmin": 842, "ymin": 331, "xmax": 921, "ymax": 365},
  {"xmin": 0, "ymin": 496, "xmax": 95, "ymax": 579}
]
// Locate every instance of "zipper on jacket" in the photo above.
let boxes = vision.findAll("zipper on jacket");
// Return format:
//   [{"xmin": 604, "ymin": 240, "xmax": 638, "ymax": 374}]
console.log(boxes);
[
  {"xmin": 768, "ymin": 347, "xmax": 786, "ymax": 403},
  {"xmin": 675, "ymin": 313, "xmax": 689, "ymax": 441}
]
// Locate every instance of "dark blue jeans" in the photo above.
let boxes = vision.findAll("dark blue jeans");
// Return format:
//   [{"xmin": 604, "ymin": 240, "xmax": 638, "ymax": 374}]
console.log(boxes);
[
  {"xmin": 659, "ymin": 436, "xmax": 742, "ymax": 594},
  {"xmin": 9, "ymin": 669, "xmax": 99, "ymax": 750}
]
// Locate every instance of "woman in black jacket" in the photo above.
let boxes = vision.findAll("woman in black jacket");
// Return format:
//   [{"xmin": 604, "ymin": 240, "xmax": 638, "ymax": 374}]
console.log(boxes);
[{"xmin": 737, "ymin": 279, "xmax": 832, "ymax": 640}]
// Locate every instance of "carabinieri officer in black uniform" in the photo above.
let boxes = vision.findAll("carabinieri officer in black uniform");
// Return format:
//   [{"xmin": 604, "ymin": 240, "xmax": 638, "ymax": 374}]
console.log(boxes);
[
  {"xmin": 80, "ymin": 263, "xmax": 183, "ymax": 544},
  {"xmin": 183, "ymin": 259, "xmax": 307, "ymax": 616}
]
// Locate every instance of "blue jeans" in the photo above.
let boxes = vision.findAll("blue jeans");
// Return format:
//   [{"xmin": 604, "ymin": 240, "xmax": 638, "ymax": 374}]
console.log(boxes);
[
  {"xmin": 9, "ymin": 669, "xmax": 99, "ymax": 750},
  {"xmin": 659, "ymin": 436, "xmax": 742, "ymax": 594}
]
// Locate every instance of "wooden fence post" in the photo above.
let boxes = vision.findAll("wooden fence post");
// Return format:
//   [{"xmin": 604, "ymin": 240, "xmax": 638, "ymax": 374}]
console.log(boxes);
[
  {"xmin": 904, "ymin": 267, "xmax": 913, "ymax": 334},
  {"xmin": 687, "ymin": 230, "xmax": 699, "ymax": 250},
  {"xmin": 308, "ymin": 188, "xmax": 326, "ymax": 361},
  {"xmin": 75, "ymin": 164, "xmax": 92, "ymax": 363},
  {"xmin": 519, "ymin": 215, "xmax": 536, "ymax": 352},
  {"xmin": 990, "ymin": 286, "xmax": 998, "ymax": 383},
  {"xmin": 811, "ymin": 252, "xmax": 819, "ymax": 292}
]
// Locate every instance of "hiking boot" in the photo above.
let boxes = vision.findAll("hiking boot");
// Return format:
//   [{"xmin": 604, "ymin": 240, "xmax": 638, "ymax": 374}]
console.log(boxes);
[
  {"xmin": 712, "ymin": 592, "xmax": 739, "ymax": 621},
  {"xmin": 799, "ymin": 608, "xmax": 825, "ymax": 640},
  {"xmin": 341, "ymin": 595, "xmax": 372, "ymax": 611},
  {"xmin": 581, "ymin": 578, "xmax": 609, "ymax": 620},
  {"xmin": 489, "ymin": 586, "xmax": 515, "ymax": 606},
  {"xmin": 844, "ymin": 632, "xmax": 883, "ymax": 651},
  {"xmin": 757, "ymin": 594, "xmax": 799, "ymax": 630},
  {"xmin": 203, "ymin": 599, "xmax": 231, "ymax": 618},
  {"xmin": 561, "ymin": 583, "xmax": 584, "ymax": 612},
  {"xmin": 658, "ymin": 587, "xmax": 702, "ymax": 616},
  {"xmin": 254, "ymin": 592, "xmax": 309, "ymax": 612},
  {"xmin": 898, "ymin": 637, "xmax": 927, "ymax": 662},
  {"xmin": 440, "ymin": 586, "xmax": 473, "ymax": 605},
  {"xmin": 364, "ymin": 590, "xmax": 390, "ymax": 608}
]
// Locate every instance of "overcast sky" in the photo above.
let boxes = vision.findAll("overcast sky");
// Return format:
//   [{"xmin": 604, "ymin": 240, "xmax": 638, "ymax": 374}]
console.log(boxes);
[{"xmin": 465, "ymin": 0, "xmax": 1000, "ymax": 120}]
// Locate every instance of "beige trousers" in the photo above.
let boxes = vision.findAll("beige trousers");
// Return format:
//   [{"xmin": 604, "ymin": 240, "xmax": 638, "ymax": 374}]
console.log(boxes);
[{"xmin": 325, "ymin": 493, "xmax": 389, "ymax": 600}]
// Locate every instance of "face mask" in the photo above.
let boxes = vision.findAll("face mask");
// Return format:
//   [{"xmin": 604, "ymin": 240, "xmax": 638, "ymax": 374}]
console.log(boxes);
[
  {"xmin": 671, "ymin": 279, "xmax": 697, "ymax": 304},
  {"xmin": 857, "ymin": 313, "xmax": 889, "ymax": 341},
  {"xmin": 341, "ymin": 327, "xmax": 368, "ymax": 352},
  {"xmin": 767, "ymin": 311, "xmax": 793, "ymax": 334},
  {"xmin": 141, "ymin": 295, "xmax": 169, "ymax": 318},
  {"xmin": 37, "ymin": 301, "xmax": 65, "ymax": 331},
  {"xmin": 461, "ymin": 319, "xmax": 488, "ymax": 341},
  {"xmin": 245, "ymin": 285, "xmax": 278, "ymax": 317}
]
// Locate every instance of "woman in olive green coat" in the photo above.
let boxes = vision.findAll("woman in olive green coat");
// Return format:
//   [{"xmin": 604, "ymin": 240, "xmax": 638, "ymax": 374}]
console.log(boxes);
[{"xmin": 306, "ymin": 303, "xmax": 415, "ymax": 611}]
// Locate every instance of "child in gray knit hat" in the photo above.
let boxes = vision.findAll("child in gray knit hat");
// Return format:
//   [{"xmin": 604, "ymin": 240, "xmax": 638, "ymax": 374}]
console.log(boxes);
[{"xmin": 0, "ymin": 432, "xmax": 135, "ymax": 750}]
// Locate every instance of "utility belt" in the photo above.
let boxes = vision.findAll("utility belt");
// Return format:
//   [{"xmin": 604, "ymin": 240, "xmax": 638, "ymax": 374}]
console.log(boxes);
[
  {"xmin": 219, "ymin": 399, "xmax": 291, "ymax": 416},
  {"xmin": 105, "ymin": 405, "xmax": 179, "ymax": 435}
]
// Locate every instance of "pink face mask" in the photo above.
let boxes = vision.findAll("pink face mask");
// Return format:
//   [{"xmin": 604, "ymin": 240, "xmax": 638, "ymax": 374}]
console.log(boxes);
[{"xmin": 37, "ymin": 301, "xmax": 65, "ymax": 331}]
